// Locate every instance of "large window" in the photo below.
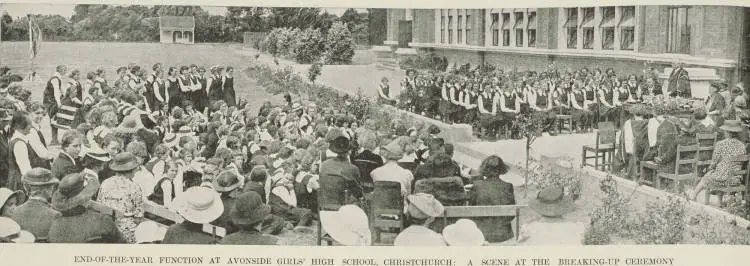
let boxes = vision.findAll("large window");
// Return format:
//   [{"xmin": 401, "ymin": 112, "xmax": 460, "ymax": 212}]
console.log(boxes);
[
  {"xmin": 581, "ymin": 8, "xmax": 595, "ymax": 49},
  {"xmin": 502, "ymin": 13, "xmax": 511, "ymax": 46},
  {"xmin": 441, "ymin": 13, "xmax": 446, "ymax": 43},
  {"xmin": 465, "ymin": 14, "xmax": 471, "ymax": 45},
  {"xmin": 448, "ymin": 15, "xmax": 454, "ymax": 44},
  {"xmin": 491, "ymin": 13, "xmax": 500, "ymax": 46},
  {"xmin": 600, "ymin": 7, "xmax": 615, "ymax": 50},
  {"xmin": 528, "ymin": 12, "xmax": 537, "ymax": 47},
  {"xmin": 457, "ymin": 15, "xmax": 463, "ymax": 44},
  {"xmin": 565, "ymin": 8, "xmax": 578, "ymax": 49},
  {"xmin": 619, "ymin": 6, "xmax": 635, "ymax": 50},
  {"xmin": 514, "ymin": 12, "xmax": 524, "ymax": 47},
  {"xmin": 667, "ymin": 7, "xmax": 690, "ymax": 54}
]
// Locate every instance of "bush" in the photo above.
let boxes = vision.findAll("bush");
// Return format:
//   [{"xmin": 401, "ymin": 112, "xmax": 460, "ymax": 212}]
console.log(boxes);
[
  {"xmin": 295, "ymin": 28, "xmax": 326, "ymax": 64},
  {"xmin": 583, "ymin": 225, "xmax": 612, "ymax": 245},
  {"xmin": 633, "ymin": 195, "xmax": 687, "ymax": 244},
  {"xmin": 261, "ymin": 28, "xmax": 281, "ymax": 56},
  {"xmin": 589, "ymin": 175, "xmax": 634, "ymax": 238},
  {"xmin": 308, "ymin": 63, "xmax": 322, "ymax": 84},
  {"xmin": 324, "ymin": 21, "xmax": 355, "ymax": 65}
]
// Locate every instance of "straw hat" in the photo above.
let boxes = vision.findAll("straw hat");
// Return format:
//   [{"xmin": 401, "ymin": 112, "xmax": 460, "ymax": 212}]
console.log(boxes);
[
  {"xmin": 406, "ymin": 193, "xmax": 445, "ymax": 219},
  {"xmin": 230, "ymin": 191, "xmax": 270, "ymax": 226},
  {"xmin": 720, "ymin": 120, "xmax": 744, "ymax": 133},
  {"xmin": 442, "ymin": 219, "xmax": 486, "ymax": 246},
  {"xmin": 329, "ymin": 131, "xmax": 351, "ymax": 155},
  {"xmin": 134, "ymin": 221, "xmax": 167, "ymax": 244},
  {"xmin": 84, "ymin": 146, "xmax": 112, "ymax": 162},
  {"xmin": 108, "ymin": 152, "xmax": 142, "ymax": 172},
  {"xmin": 51, "ymin": 173, "xmax": 100, "ymax": 212},
  {"xmin": 212, "ymin": 170, "xmax": 242, "ymax": 193},
  {"xmin": 320, "ymin": 205, "xmax": 371, "ymax": 246},
  {"xmin": 0, "ymin": 217, "xmax": 35, "ymax": 243},
  {"xmin": 529, "ymin": 187, "xmax": 575, "ymax": 218},
  {"xmin": 173, "ymin": 187, "xmax": 224, "ymax": 224},
  {"xmin": 381, "ymin": 141, "xmax": 403, "ymax": 161},
  {"xmin": 22, "ymin": 168, "xmax": 59, "ymax": 186}
]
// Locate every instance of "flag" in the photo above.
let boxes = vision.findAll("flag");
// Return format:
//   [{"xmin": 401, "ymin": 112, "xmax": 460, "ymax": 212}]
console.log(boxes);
[{"xmin": 28, "ymin": 16, "xmax": 42, "ymax": 60}]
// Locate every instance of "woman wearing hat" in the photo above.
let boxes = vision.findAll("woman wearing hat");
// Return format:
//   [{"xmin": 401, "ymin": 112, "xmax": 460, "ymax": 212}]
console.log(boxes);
[
  {"xmin": 318, "ymin": 132, "xmax": 364, "ymax": 207},
  {"xmin": 0, "ymin": 187, "xmax": 25, "ymax": 218},
  {"xmin": 220, "ymin": 191, "xmax": 277, "ymax": 245},
  {"xmin": 442, "ymin": 219, "xmax": 487, "ymax": 246},
  {"xmin": 211, "ymin": 170, "xmax": 246, "ymax": 234},
  {"xmin": 689, "ymin": 120, "xmax": 748, "ymax": 201},
  {"xmin": 319, "ymin": 204, "xmax": 371, "ymax": 246},
  {"xmin": 163, "ymin": 186, "xmax": 223, "ymax": 244},
  {"xmin": 393, "ymin": 193, "xmax": 446, "ymax": 246},
  {"xmin": 705, "ymin": 81, "xmax": 726, "ymax": 127},
  {"xmin": 97, "ymin": 152, "xmax": 146, "ymax": 243},
  {"xmin": 267, "ymin": 163, "xmax": 314, "ymax": 228},
  {"xmin": 48, "ymin": 172, "xmax": 123, "ymax": 243},
  {"xmin": 371, "ymin": 140, "xmax": 414, "ymax": 196},
  {"xmin": 0, "ymin": 217, "xmax": 36, "ymax": 243},
  {"xmin": 10, "ymin": 168, "xmax": 60, "ymax": 241},
  {"xmin": 468, "ymin": 155, "xmax": 516, "ymax": 243}
]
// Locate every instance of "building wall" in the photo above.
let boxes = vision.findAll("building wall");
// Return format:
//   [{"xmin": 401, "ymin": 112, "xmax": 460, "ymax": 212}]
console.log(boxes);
[
  {"xmin": 369, "ymin": 9, "xmax": 388, "ymax": 45},
  {"xmin": 413, "ymin": 9, "xmax": 434, "ymax": 43}
]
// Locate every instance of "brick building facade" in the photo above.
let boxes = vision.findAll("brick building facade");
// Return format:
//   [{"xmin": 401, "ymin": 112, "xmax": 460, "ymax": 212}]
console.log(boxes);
[{"xmin": 383, "ymin": 6, "xmax": 750, "ymax": 90}]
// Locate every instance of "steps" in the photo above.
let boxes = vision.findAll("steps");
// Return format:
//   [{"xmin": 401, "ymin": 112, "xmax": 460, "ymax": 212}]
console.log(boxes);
[{"xmin": 376, "ymin": 57, "xmax": 400, "ymax": 71}]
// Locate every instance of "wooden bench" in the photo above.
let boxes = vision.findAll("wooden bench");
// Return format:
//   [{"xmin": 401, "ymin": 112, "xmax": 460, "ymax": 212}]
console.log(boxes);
[
  {"xmin": 144, "ymin": 201, "xmax": 226, "ymax": 238},
  {"xmin": 442, "ymin": 205, "xmax": 527, "ymax": 244}
]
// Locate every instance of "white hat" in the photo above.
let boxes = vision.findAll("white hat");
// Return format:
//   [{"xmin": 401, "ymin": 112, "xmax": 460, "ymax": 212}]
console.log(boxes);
[
  {"xmin": 134, "ymin": 221, "xmax": 167, "ymax": 243},
  {"xmin": 406, "ymin": 193, "xmax": 445, "ymax": 219},
  {"xmin": 0, "ymin": 217, "xmax": 35, "ymax": 243},
  {"xmin": 173, "ymin": 187, "xmax": 224, "ymax": 224},
  {"xmin": 0, "ymin": 188, "xmax": 25, "ymax": 212},
  {"xmin": 320, "ymin": 205, "xmax": 371, "ymax": 246},
  {"xmin": 442, "ymin": 219, "xmax": 486, "ymax": 246}
]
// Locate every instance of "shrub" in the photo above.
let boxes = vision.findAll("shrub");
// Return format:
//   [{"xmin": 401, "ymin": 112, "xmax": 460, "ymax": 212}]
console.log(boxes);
[
  {"xmin": 295, "ymin": 28, "xmax": 326, "ymax": 64},
  {"xmin": 687, "ymin": 213, "xmax": 750, "ymax": 245},
  {"xmin": 633, "ymin": 195, "xmax": 687, "ymax": 244},
  {"xmin": 589, "ymin": 175, "xmax": 634, "ymax": 238},
  {"xmin": 324, "ymin": 22, "xmax": 355, "ymax": 65},
  {"xmin": 308, "ymin": 63, "xmax": 322, "ymax": 84},
  {"xmin": 583, "ymin": 224, "xmax": 612, "ymax": 245},
  {"xmin": 261, "ymin": 28, "xmax": 281, "ymax": 56}
]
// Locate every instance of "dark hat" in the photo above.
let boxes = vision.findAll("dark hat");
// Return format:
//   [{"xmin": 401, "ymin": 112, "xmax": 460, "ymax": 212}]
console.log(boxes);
[
  {"xmin": 109, "ymin": 152, "xmax": 142, "ymax": 172},
  {"xmin": 529, "ymin": 187, "xmax": 575, "ymax": 218},
  {"xmin": 212, "ymin": 170, "xmax": 242, "ymax": 193},
  {"xmin": 52, "ymin": 173, "xmax": 100, "ymax": 212},
  {"xmin": 230, "ymin": 191, "xmax": 271, "ymax": 226},
  {"xmin": 22, "ymin": 168, "xmax": 59, "ymax": 186},
  {"xmin": 329, "ymin": 133, "xmax": 351, "ymax": 155},
  {"xmin": 428, "ymin": 125, "xmax": 441, "ymax": 135}
]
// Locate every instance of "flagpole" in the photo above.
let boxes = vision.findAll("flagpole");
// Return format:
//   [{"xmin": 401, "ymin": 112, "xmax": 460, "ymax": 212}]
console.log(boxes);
[{"xmin": 27, "ymin": 14, "xmax": 34, "ymax": 77}]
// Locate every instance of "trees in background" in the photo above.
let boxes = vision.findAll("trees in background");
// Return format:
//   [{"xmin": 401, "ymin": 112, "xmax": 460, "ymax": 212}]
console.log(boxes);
[{"xmin": 0, "ymin": 5, "xmax": 372, "ymax": 45}]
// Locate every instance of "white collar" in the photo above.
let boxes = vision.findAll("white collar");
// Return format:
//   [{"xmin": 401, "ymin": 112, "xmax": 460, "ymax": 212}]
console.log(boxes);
[
  {"xmin": 12, "ymin": 131, "xmax": 28, "ymax": 141},
  {"xmin": 83, "ymin": 168, "xmax": 98, "ymax": 177},
  {"xmin": 54, "ymin": 72, "xmax": 62, "ymax": 79}
]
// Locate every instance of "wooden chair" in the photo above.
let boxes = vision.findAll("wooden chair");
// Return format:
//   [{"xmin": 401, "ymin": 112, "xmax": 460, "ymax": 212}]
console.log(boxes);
[
  {"xmin": 582, "ymin": 122, "xmax": 616, "ymax": 172},
  {"xmin": 442, "ymin": 205, "xmax": 527, "ymax": 244},
  {"xmin": 370, "ymin": 181, "xmax": 405, "ymax": 245},
  {"xmin": 316, "ymin": 190, "xmax": 349, "ymax": 246},
  {"xmin": 556, "ymin": 114, "xmax": 573, "ymax": 134},
  {"xmin": 696, "ymin": 132, "xmax": 717, "ymax": 177},
  {"xmin": 656, "ymin": 145, "xmax": 699, "ymax": 192},
  {"xmin": 706, "ymin": 155, "xmax": 750, "ymax": 207}
]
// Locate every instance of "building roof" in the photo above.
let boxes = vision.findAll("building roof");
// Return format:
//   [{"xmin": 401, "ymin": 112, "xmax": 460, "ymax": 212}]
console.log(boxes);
[{"xmin": 159, "ymin": 16, "xmax": 195, "ymax": 30}]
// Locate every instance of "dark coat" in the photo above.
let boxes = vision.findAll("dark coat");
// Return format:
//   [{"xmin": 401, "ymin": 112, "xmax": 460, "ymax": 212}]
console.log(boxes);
[
  {"xmin": 220, "ymin": 230, "xmax": 277, "ymax": 245},
  {"xmin": 0, "ymin": 129, "xmax": 10, "ymax": 186},
  {"xmin": 667, "ymin": 67, "xmax": 691, "ymax": 98},
  {"xmin": 351, "ymin": 150, "xmax": 384, "ymax": 190},
  {"xmin": 212, "ymin": 194, "xmax": 239, "ymax": 234},
  {"xmin": 51, "ymin": 153, "xmax": 80, "ymax": 180},
  {"xmin": 48, "ymin": 206, "xmax": 123, "ymax": 243},
  {"xmin": 469, "ymin": 177, "xmax": 516, "ymax": 243},
  {"xmin": 243, "ymin": 182, "xmax": 267, "ymax": 203},
  {"xmin": 318, "ymin": 157, "xmax": 363, "ymax": 207},
  {"xmin": 10, "ymin": 198, "xmax": 61, "ymax": 241},
  {"xmin": 162, "ymin": 222, "xmax": 217, "ymax": 245}
]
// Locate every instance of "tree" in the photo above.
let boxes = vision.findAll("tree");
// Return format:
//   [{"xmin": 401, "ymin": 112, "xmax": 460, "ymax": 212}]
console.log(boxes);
[
  {"xmin": 324, "ymin": 21, "xmax": 355, "ymax": 64},
  {"xmin": 340, "ymin": 8, "xmax": 360, "ymax": 32},
  {"xmin": 367, "ymin": 9, "xmax": 387, "ymax": 45},
  {"xmin": 294, "ymin": 28, "xmax": 325, "ymax": 63},
  {"xmin": 1, "ymin": 12, "xmax": 11, "ymax": 41},
  {"xmin": 513, "ymin": 108, "xmax": 550, "ymax": 196}
]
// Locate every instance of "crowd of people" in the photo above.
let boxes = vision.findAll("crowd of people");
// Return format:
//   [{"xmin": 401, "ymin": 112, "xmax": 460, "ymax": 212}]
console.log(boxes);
[
  {"xmin": 379, "ymin": 61, "xmax": 695, "ymax": 139},
  {"xmin": 0, "ymin": 62, "xmax": 528, "ymax": 246}
]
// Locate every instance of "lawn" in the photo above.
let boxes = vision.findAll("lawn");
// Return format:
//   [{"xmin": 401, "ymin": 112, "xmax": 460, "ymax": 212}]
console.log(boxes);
[{"xmin": 0, "ymin": 41, "xmax": 285, "ymax": 107}]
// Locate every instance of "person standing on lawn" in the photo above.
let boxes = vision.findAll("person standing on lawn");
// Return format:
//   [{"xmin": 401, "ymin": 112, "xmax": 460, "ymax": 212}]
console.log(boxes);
[{"xmin": 43, "ymin": 65, "xmax": 67, "ymax": 145}]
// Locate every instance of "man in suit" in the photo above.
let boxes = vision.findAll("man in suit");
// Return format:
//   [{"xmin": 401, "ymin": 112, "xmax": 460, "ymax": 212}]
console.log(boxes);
[
  {"xmin": 667, "ymin": 60, "xmax": 691, "ymax": 98},
  {"xmin": 10, "ymin": 168, "xmax": 61, "ymax": 242},
  {"xmin": 51, "ymin": 131, "xmax": 83, "ymax": 180}
]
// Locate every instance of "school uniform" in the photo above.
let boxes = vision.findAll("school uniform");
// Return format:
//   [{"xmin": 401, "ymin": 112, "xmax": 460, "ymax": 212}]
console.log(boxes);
[
  {"xmin": 8, "ymin": 132, "xmax": 47, "ymax": 190},
  {"xmin": 43, "ymin": 72, "xmax": 64, "ymax": 119},
  {"xmin": 223, "ymin": 75, "xmax": 236, "ymax": 107},
  {"xmin": 166, "ymin": 77, "xmax": 181, "ymax": 109},
  {"xmin": 51, "ymin": 152, "xmax": 81, "ymax": 180}
]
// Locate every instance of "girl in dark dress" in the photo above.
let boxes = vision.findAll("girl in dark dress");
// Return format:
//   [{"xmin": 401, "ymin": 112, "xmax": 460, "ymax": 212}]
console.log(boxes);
[
  {"xmin": 177, "ymin": 66, "xmax": 192, "ymax": 110},
  {"xmin": 166, "ymin": 67, "xmax": 181, "ymax": 110},
  {"xmin": 223, "ymin": 67, "xmax": 236, "ymax": 107}
]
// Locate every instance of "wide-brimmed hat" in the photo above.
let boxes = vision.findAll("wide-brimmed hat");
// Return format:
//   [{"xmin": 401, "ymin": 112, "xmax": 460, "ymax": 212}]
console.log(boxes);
[
  {"xmin": 134, "ymin": 221, "xmax": 167, "ymax": 243},
  {"xmin": 442, "ymin": 219, "xmax": 486, "ymax": 246},
  {"xmin": 84, "ymin": 146, "xmax": 111, "ymax": 162},
  {"xmin": 22, "ymin": 168, "xmax": 59, "ymax": 186},
  {"xmin": 212, "ymin": 170, "xmax": 242, "ymax": 193},
  {"xmin": 320, "ymin": 205, "xmax": 371, "ymax": 246},
  {"xmin": 51, "ymin": 172, "xmax": 100, "ymax": 212},
  {"xmin": 529, "ymin": 187, "xmax": 575, "ymax": 218},
  {"xmin": 0, "ymin": 217, "xmax": 35, "ymax": 243},
  {"xmin": 0, "ymin": 188, "xmax": 25, "ymax": 211},
  {"xmin": 720, "ymin": 120, "xmax": 744, "ymax": 133},
  {"xmin": 428, "ymin": 125, "xmax": 441, "ymax": 135},
  {"xmin": 162, "ymin": 132, "xmax": 178, "ymax": 148},
  {"xmin": 381, "ymin": 140, "xmax": 403, "ymax": 161},
  {"xmin": 329, "ymin": 132, "xmax": 351, "ymax": 155},
  {"xmin": 109, "ymin": 152, "xmax": 142, "ymax": 172},
  {"xmin": 406, "ymin": 193, "xmax": 445, "ymax": 219},
  {"xmin": 230, "ymin": 191, "xmax": 270, "ymax": 226},
  {"xmin": 173, "ymin": 187, "xmax": 224, "ymax": 224}
]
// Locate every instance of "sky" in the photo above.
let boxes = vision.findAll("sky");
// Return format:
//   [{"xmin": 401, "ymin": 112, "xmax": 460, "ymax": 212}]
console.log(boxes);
[{"xmin": 0, "ymin": 4, "xmax": 363, "ymax": 19}]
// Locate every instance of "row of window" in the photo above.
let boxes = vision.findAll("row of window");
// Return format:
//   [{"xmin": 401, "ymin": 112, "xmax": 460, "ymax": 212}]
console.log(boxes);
[{"xmin": 430, "ymin": 7, "xmax": 692, "ymax": 54}]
